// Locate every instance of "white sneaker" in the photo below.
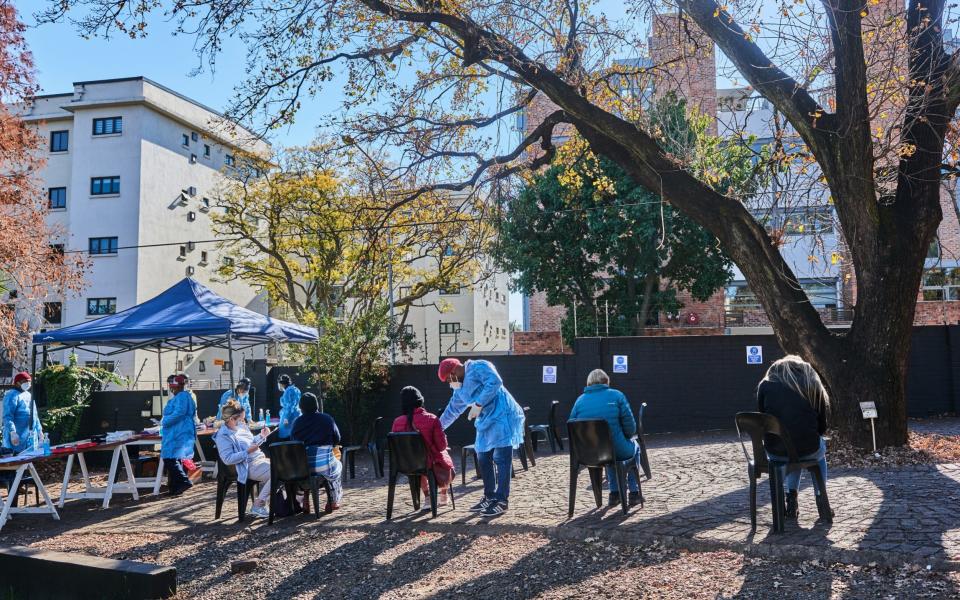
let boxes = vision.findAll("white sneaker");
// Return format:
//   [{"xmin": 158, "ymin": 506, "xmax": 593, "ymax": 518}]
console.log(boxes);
[{"xmin": 248, "ymin": 505, "xmax": 269, "ymax": 518}]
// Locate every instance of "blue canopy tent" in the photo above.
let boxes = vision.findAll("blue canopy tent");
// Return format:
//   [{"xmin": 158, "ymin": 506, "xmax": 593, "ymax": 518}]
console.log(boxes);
[{"xmin": 31, "ymin": 278, "xmax": 320, "ymax": 412}]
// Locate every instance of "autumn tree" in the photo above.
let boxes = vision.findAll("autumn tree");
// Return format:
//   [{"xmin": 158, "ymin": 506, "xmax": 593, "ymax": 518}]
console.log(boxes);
[
  {"xmin": 1, "ymin": 0, "xmax": 85, "ymax": 366},
  {"xmin": 42, "ymin": 0, "xmax": 960, "ymax": 448}
]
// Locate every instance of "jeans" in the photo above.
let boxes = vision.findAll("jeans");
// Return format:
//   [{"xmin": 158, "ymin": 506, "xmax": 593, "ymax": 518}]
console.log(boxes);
[
  {"xmin": 476, "ymin": 446, "xmax": 513, "ymax": 503},
  {"xmin": 606, "ymin": 441, "xmax": 641, "ymax": 493},
  {"xmin": 766, "ymin": 437, "xmax": 828, "ymax": 493},
  {"xmin": 163, "ymin": 458, "xmax": 192, "ymax": 494}
]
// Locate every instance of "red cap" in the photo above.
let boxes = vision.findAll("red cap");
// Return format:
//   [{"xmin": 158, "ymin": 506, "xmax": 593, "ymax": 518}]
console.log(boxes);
[
  {"xmin": 437, "ymin": 358, "xmax": 463, "ymax": 382},
  {"xmin": 173, "ymin": 374, "xmax": 189, "ymax": 388},
  {"xmin": 13, "ymin": 372, "xmax": 31, "ymax": 385}
]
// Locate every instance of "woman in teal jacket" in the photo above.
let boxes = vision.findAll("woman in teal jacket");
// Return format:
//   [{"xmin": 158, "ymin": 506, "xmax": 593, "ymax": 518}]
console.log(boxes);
[
  {"xmin": 161, "ymin": 374, "xmax": 198, "ymax": 495},
  {"xmin": 570, "ymin": 369, "xmax": 642, "ymax": 506},
  {"xmin": 277, "ymin": 374, "xmax": 301, "ymax": 439}
]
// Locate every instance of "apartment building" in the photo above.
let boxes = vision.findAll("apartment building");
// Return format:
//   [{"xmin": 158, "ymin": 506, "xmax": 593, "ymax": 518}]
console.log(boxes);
[
  {"xmin": 397, "ymin": 268, "xmax": 511, "ymax": 364},
  {"xmin": 19, "ymin": 77, "xmax": 270, "ymax": 386}
]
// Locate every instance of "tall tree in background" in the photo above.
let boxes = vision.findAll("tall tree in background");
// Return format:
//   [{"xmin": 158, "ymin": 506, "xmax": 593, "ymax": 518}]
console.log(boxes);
[
  {"xmin": 495, "ymin": 96, "xmax": 760, "ymax": 341},
  {"xmin": 0, "ymin": 1, "xmax": 85, "ymax": 364},
  {"xmin": 43, "ymin": 0, "xmax": 960, "ymax": 447}
]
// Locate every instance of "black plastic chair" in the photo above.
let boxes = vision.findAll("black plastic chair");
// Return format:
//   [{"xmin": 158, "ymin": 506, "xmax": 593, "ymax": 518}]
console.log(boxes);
[
  {"xmin": 567, "ymin": 419, "xmax": 643, "ymax": 517},
  {"xmin": 735, "ymin": 412, "xmax": 832, "ymax": 533},
  {"xmin": 214, "ymin": 456, "xmax": 257, "ymax": 522},
  {"xmin": 0, "ymin": 472, "xmax": 40, "ymax": 508},
  {"xmin": 386, "ymin": 432, "xmax": 456, "ymax": 520},
  {"xmin": 530, "ymin": 400, "xmax": 564, "ymax": 453},
  {"xmin": 521, "ymin": 406, "xmax": 536, "ymax": 467},
  {"xmin": 342, "ymin": 416, "xmax": 384, "ymax": 479},
  {"xmin": 632, "ymin": 402, "xmax": 652, "ymax": 480},
  {"xmin": 459, "ymin": 443, "xmax": 529, "ymax": 486},
  {"xmin": 268, "ymin": 441, "xmax": 334, "ymax": 524}
]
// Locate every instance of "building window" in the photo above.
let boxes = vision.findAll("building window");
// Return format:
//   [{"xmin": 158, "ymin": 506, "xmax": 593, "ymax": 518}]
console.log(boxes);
[
  {"xmin": 50, "ymin": 130, "xmax": 69, "ymax": 152},
  {"xmin": 200, "ymin": 251, "xmax": 208, "ymax": 264},
  {"xmin": 90, "ymin": 176, "xmax": 120, "ymax": 195},
  {"xmin": 48, "ymin": 187, "xmax": 67, "ymax": 209},
  {"xmin": 43, "ymin": 302, "xmax": 62, "ymax": 324},
  {"xmin": 398, "ymin": 286, "xmax": 412, "ymax": 298},
  {"xmin": 92, "ymin": 117, "xmax": 122, "ymax": 136},
  {"xmin": 725, "ymin": 283, "xmax": 760, "ymax": 309},
  {"xmin": 87, "ymin": 297, "xmax": 117, "ymax": 316},
  {"xmin": 439, "ymin": 286, "xmax": 461, "ymax": 295},
  {"xmin": 222, "ymin": 256, "xmax": 235, "ymax": 267},
  {"xmin": 922, "ymin": 268, "xmax": 960, "ymax": 301},
  {"xmin": 928, "ymin": 238, "xmax": 941, "ymax": 259},
  {"xmin": 89, "ymin": 237, "xmax": 118, "ymax": 255},
  {"xmin": 178, "ymin": 245, "xmax": 187, "ymax": 258},
  {"xmin": 181, "ymin": 133, "xmax": 190, "ymax": 146},
  {"xmin": 800, "ymin": 280, "xmax": 838, "ymax": 308},
  {"xmin": 225, "ymin": 154, "xmax": 235, "ymax": 167},
  {"xmin": 222, "ymin": 361, "xmax": 232, "ymax": 371},
  {"xmin": 85, "ymin": 360, "xmax": 116, "ymax": 372},
  {"xmin": 782, "ymin": 206, "xmax": 834, "ymax": 235},
  {"xmin": 198, "ymin": 360, "xmax": 206, "ymax": 373},
  {"xmin": 403, "ymin": 324, "xmax": 413, "ymax": 335},
  {"xmin": 177, "ymin": 359, "xmax": 184, "ymax": 372},
  {"xmin": 203, "ymin": 144, "xmax": 211, "ymax": 158},
  {"xmin": 439, "ymin": 322, "xmax": 460, "ymax": 335},
  {"xmin": 191, "ymin": 132, "xmax": 199, "ymax": 142}
]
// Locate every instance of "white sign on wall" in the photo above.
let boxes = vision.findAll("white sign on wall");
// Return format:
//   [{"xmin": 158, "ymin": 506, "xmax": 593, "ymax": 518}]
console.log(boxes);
[
  {"xmin": 859, "ymin": 401, "xmax": 878, "ymax": 419},
  {"xmin": 542, "ymin": 365, "xmax": 557, "ymax": 384},
  {"xmin": 746, "ymin": 346, "xmax": 763, "ymax": 365},
  {"xmin": 613, "ymin": 355, "xmax": 628, "ymax": 373}
]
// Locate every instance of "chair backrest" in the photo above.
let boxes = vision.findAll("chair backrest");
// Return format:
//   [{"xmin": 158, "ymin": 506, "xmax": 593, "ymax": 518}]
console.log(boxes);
[
  {"xmin": 387, "ymin": 432, "xmax": 429, "ymax": 474},
  {"xmin": 362, "ymin": 416, "xmax": 383, "ymax": 446},
  {"xmin": 522, "ymin": 406, "xmax": 532, "ymax": 433},
  {"xmin": 567, "ymin": 419, "xmax": 616, "ymax": 466},
  {"xmin": 637, "ymin": 402, "xmax": 647, "ymax": 436},
  {"xmin": 734, "ymin": 411, "xmax": 800, "ymax": 467},
  {"xmin": 548, "ymin": 400, "xmax": 560, "ymax": 427},
  {"xmin": 270, "ymin": 441, "xmax": 310, "ymax": 481},
  {"xmin": 217, "ymin": 455, "xmax": 239, "ymax": 482}
]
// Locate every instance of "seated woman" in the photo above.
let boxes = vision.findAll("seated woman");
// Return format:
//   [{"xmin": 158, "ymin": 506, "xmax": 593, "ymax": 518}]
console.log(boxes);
[
  {"xmin": 291, "ymin": 392, "xmax": 343, "ymax": 512},
  {"xmin": 757, "ymin": 355, "xmax": 830, "ymax": 519},
  {"xmin": 570, "ymin": 369, "xmax": 642, "ymax": 507},
  {"xmin": 213, "ymin": 400, "xmax": 272, "ymax": 518},
  {"xmin": 390, "ymin": 386, "xmax": 454, "ymax": 509}
]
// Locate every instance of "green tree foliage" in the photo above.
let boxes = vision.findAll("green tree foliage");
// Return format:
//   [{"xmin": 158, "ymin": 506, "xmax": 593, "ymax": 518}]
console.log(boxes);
[
  {"xmin": 37, "ymin": 353, "xmax": 126, "ymax": 442},
  {"xmin": 495, "ymin": 96, "xmax": 764, "ymax": 342}
]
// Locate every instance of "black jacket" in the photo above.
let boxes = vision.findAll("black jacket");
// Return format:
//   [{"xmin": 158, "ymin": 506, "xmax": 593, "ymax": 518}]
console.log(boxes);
[
  {"xmin": 291, "ymin": 411, "xmax": 341, "ymax": 447},
  {"xmin": 757, "ymin": 379, "xmax": 826, "ymax": 457}
]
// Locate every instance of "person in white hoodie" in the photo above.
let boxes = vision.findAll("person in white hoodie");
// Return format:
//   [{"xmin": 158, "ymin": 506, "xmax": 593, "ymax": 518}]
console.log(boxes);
[{"xmin": 213, "ymin": 400, "xmax": 273, "ymax": 518}]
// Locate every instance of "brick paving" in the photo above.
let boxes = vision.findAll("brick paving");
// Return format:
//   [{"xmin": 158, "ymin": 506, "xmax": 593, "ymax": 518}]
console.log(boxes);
[{"xmin": 1, "ymin": 419, "xmax": 959, "ymax": 576}]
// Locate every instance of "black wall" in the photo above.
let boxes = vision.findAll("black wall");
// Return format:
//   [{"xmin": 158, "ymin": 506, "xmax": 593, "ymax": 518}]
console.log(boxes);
[
  {"xmin": 74, "ymin": 326, "xmax": 959, "ymax": 449},
  {"xmin": 378, "ymin": 326, "xmax": 960, "ymax": 447}
]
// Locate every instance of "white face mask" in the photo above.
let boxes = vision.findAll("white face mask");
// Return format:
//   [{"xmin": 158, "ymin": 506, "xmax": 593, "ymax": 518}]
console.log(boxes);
[
  {"xmin": 449, "ymin": 381, "xmax": 462, "ymax": 390},
  {"xmin": 20, "ymin": 382, "xmax": 31, "ymax": 392}
]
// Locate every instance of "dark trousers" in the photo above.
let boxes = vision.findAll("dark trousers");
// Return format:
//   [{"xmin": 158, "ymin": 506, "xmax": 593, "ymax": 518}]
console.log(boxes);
[{"xmin": 164, "ymin": 458, "xmax": 192, "ymax": 494}]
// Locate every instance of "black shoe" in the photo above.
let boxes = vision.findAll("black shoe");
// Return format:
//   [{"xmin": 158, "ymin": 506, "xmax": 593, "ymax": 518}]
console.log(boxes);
[
  {"xmin": 607, "ymin": 492, "xmax": 621, "ymax": 507},
  {"xmin": 469, "ymin": 497, "xmax": 491, "ymax": 512},
  {"xmin": 785, "ymin": 490, "xmax": 799, "ymax": 519},
  {"xmin": 628, "ymin": 491, "xmax": 641, "ymax": 507},
  {"xmin": 480, "ymin": 501, "xmax": 507, "ymax": 517}
]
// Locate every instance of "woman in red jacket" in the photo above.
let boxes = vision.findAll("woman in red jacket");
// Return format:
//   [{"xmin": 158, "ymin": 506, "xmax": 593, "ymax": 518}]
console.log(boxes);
[{"xmin": 391, "ymin": 386, "xmax": 455, "ymax": 508}]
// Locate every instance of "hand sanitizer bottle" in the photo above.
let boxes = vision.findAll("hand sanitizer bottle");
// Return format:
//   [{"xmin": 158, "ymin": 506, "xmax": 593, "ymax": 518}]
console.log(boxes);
[
  {"xmin": 265, "ymin": 410, "xmax": 271, "ymax": 426},
  {"xmin": 43, "ymin": 433, "xmax": 51, "ymax": 455},
  {"xmin": 258, "ymin": 408, "xmax": 264, "ymax": 424}
]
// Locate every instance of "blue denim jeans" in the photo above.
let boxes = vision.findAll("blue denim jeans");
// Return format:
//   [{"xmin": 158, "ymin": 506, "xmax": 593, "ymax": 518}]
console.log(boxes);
[
  {"xmin": 766, "ymin": 437, "xmax": 828, "ymax": 493},
  {"xmin": 606, "ymin": 441, "xmax": 641, "ymax": 493},
  {"xmin": 477, "ymin": 446, "xmax": 513, "ymax": 503}
]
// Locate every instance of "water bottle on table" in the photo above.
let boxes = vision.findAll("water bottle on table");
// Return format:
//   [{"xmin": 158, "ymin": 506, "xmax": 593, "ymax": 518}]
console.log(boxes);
[
  {"xmin": 43, "ymin": 433, "xmax": 51, "ymax": 456},
  {"xmin": 265, "ymin": 409, "xmax": 271, "ymax": 426}
]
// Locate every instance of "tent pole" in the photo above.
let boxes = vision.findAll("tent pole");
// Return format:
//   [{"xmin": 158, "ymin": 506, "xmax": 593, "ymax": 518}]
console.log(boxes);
[
  {"xmin": 29, "ymin": 344, "xmax": 38, "ymax": 437},
  {"xmin": 157, "ymin": 344, "xmax": 163, "ymax": 402},
  {"xmin": 227, "ymin": 333, "xmax": 235, "ymax": 392}
]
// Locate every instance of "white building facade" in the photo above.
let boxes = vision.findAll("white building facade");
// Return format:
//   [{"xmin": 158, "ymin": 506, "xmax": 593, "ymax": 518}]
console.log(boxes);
[
  {"xmin": 20, "ymin": 77, "xmax": 270, "ymax": 388},
  {"xmin": 397, "ymin": 268, "xmax": 511, "ymax": 364}
]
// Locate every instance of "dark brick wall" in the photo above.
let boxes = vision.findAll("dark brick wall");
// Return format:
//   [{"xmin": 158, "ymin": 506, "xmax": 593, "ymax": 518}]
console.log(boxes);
[
  {"xmin": 76, "ymin": 326, "xmax": 959, "ymax": 449},
  {"xmin": 379, "ymin": 326, "xmax": 959, "ymax": 446}
]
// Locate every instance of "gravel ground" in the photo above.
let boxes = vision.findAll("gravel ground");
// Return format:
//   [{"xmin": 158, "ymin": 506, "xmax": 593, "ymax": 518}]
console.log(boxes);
[{"xmin": 26, "ymin": 527, "xmax": 960, "ymax": 599}]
